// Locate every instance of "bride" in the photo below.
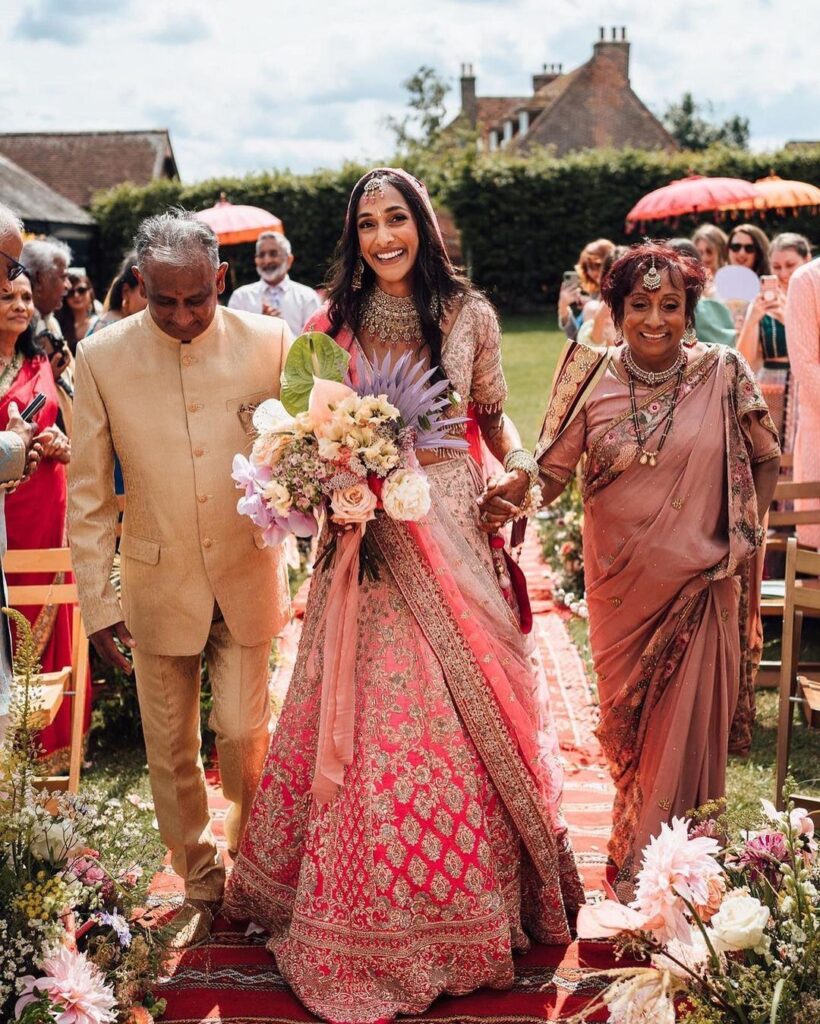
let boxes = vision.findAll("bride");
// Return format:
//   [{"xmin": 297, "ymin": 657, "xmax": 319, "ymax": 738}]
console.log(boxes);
[{"xmin": 223, "ymin": 167, "xmax": 583, "ymax": 1024}]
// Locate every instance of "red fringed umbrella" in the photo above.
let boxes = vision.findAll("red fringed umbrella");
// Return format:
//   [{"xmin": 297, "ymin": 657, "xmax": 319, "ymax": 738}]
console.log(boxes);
[
  {"xmin": 193, "ymin": 194, "xmax": 284, "ymax": 245},
  {"xmin": 625, "ymin": 175, "xmax": 761, "ymax": 233},
  {"xmin": 720, "ymin": 173, "xmax": 820, "ymax": 215}
]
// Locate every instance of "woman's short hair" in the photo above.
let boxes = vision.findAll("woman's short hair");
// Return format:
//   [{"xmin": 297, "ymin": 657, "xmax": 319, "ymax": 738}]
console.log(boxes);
[
  {"xmin": 692, "ymin": 224, "xmax": 729, "ymax": 267},
  {"xmin": 575, "ymin": 239, "xmax": 616, "ymax": 294},
  {"xmin": 601, "ymin": 241, "xmax": 707, "ymax": 327},
  {"xmin": 770, "ymin": 232, "xmax": 812, "ymax": 259},
  {"xmin": 728, "ymin": 223, "xmax": 771, "ymax": 276}
]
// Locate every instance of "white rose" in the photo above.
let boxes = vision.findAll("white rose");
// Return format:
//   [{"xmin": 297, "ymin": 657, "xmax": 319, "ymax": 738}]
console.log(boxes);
[
  {"xmin": 29, "ymin": 817, "xmax": 83, "ymax": 862},
  {"xmin": 330, "ymin": 483, "xmax": 378, "ymax": 525},
  {"xmin": 709, "ymin": 890, "xmax": 770, "ymax": 953},
  {"xmin": 381, "ymin": 469, "xmax": 431, "ymax": 521},
  {"xmin": 262, "ymin": 480, "xmax": 293, "ymax": 517}
]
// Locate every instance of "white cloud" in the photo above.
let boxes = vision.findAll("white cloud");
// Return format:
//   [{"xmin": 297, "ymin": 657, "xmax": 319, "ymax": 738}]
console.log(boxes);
[{"xmin": 1, "ymin": 0, "xmax": 817, "ymax": 179}]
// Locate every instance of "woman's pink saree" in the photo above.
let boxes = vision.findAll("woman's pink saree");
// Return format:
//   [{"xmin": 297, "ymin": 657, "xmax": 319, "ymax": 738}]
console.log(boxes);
[
  {"xmin": 224, "ymin": 305, "xmax": 584, "ymax": 1023},
  {"xmin": 537, "ymin": 343, "xmax": 779, "ymax": 893}
]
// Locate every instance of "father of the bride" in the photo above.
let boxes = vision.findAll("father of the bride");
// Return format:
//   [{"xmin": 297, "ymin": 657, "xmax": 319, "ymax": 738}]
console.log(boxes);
[{"xmin": 68, "ymin": 210, "xmax": 291, "ymax": 945}]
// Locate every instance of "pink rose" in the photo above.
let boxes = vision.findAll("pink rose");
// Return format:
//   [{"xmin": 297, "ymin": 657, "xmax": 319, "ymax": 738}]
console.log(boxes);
[{"xmin": 330, "ymin": 483, "xmax": 378, "ymax": 525}]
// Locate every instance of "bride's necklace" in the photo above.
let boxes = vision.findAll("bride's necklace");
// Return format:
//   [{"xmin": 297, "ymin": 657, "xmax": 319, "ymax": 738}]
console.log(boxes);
[
  {"xmin": 624, "ymin": 346, "xmax": 687, "ymax": 467},
  {"xmin": 360, "ymin": 287, "xmax": 422, "ymax": 345}
]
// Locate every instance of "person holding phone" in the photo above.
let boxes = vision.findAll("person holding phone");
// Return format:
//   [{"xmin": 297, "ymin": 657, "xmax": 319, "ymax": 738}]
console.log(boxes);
[
  {"xmin": 557, "ymin": 238, "xmax": 615, "ymax": 340},
  {"xmin": 0, "ymin": 269, "xmax": 84, "ymax": 763},
  {"xmin": 737, "ymin": 233, "xmax": 812, "ymax": 449}
]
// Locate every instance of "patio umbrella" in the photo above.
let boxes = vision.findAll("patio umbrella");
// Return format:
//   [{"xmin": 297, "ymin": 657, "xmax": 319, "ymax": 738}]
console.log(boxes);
[
  {"xmin": 720, "ymin": 173, "xmax": 820, "ymax": 215},
  {"xmin": 625, "ymin": 175, "xmax": 761, "ymax": 232},
  {"xmin": 193, "ymin": 195, "xmax": 284, "ymax": 245}
]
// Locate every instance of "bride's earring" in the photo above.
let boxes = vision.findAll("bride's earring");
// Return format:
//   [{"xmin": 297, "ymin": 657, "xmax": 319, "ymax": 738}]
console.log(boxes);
[{"xmin": 352, "ymin": 257, "xmax": 364, "ymax": 291}]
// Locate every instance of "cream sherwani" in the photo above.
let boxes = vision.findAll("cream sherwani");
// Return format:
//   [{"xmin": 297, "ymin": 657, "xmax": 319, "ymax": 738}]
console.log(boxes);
[{"xmin": 68, "ymin": 305, "xmax": 291, "ymax": 899}]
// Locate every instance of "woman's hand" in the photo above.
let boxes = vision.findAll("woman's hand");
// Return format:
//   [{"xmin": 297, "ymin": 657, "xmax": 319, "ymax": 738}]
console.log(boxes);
[
  {"xmin": 48, "ymin": 350, "xmax": 70, "ymax": 382},
  {"xmin": 35, "ymin": 426, "xmax": 71, "ymax": 463},
  {"xmin": 558, "ymin": 282, "xmax": 581, "ymax": 321},
  {"xmin": 476, "ymin": 469, "xmax": 529, "ymax": 533}
]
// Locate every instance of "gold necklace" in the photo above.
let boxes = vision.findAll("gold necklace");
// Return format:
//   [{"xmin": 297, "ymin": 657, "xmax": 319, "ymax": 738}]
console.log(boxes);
[
  {"xmin": 360, "ymin": 287, "xmax": 422, "ymax": 345},
  {"xmin": 0, "ymin": 352, "xmax": 23, "ymax": 397}
]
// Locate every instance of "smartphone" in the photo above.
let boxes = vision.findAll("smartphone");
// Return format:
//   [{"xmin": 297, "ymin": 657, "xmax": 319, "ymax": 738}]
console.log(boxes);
[
  {"xmin": 760, "ymin": 275, "xmax": 778, "ymax": 303},
  {"xmin": 562, "ymin": 270, "xmax": 580, "ymax": 288},
  {"xmin": 20, "ymin": 392, "xmax": 46, "ymax": 422}
]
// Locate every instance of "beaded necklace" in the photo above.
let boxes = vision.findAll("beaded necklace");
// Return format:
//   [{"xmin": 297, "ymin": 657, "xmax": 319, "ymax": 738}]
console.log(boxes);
[{"xmin": 624, "ymin": 348, "xmax": 687, "ymax": 467}]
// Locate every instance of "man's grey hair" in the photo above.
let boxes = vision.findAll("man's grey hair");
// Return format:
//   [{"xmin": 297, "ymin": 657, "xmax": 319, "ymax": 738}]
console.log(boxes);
[
  {"xmin": 20, "ymin": 237, "xmax": 73, "ymax": 280},
  {"xmin": 135, "ymin": 208, "xmax": 219, "ymax": 270},
  {"xmin": 255, "ymin": 231, "xmax": 291, "ymax": 256},
  {"xmin": 0, "ymin": 203, "xmax": 24, "ymax": 244}
]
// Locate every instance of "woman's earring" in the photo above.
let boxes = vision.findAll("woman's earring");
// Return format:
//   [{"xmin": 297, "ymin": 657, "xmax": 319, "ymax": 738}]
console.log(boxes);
[
  {"xmin": 352, "ymin": 257, "xmax": 364, "ymax": 291},
  {"xmin": 682, "ymin": 324, "xmax": 697, "ymax": 347}
]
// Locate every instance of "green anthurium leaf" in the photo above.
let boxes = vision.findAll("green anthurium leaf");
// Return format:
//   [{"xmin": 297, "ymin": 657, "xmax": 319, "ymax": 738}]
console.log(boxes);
[{"xmin": 280, "ymin": 332, "xmax": 350, "ymax": 415}]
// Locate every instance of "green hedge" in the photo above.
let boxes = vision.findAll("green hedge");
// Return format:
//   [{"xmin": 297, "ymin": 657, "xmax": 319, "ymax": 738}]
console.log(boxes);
[{"xmin": 90, "ymin": 146, "xmax": 820, "ymax": 312}]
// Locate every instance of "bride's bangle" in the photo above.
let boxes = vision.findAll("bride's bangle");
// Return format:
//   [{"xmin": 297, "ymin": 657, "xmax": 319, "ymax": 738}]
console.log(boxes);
[{"xmin": 503, "ymin": 448, "xmax": 539, "ymax": 484}]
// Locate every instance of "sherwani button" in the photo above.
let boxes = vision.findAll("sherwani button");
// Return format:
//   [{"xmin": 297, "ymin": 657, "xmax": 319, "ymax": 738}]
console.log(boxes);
[
  {"xmin": 188, "ymin": 402, "xmax": 201, "ymax": 413},
  {"xmin": 203, "ymin": 538, "xmax": 213, "ymax": 549},
  {"xmin": 197, "ymin": 494, "xmax": 208, "ymax": 503},
  {"xmin": 194, "ymin": 447, "xmax": 204, "ymax": 457}
]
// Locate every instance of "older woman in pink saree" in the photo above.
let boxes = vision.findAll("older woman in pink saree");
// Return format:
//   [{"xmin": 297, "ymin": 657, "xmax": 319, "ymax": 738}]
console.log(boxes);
[
  {"xmin": 483, "ymin": 243, "xmax": 781, "ymax": 898},
  {"xmin": 224, "ymin": 169, "xmax": 583, "ymax": 1023}
]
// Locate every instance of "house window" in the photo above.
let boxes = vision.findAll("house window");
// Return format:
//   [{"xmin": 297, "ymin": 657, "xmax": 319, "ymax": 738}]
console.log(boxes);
[
  {"xmin": 489, "ymin": 130, "xmax": 499, "ymax": 151},
  {"xmin": 503, "ymin": 120, "xmax": 514, "ymax": 144},
  {"xmin": 518, "ymin": 111, "xmax": 530, "ymax": 135}
]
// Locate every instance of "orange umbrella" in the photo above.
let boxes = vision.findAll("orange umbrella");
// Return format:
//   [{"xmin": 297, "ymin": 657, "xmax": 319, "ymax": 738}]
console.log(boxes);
[
  {"xmin": 193, "ymin": 195, "xmax": 284, "ymax": 245},
  {"xmin": 720, "ymin": 173, "xmax": 820, "ymax": 215}
]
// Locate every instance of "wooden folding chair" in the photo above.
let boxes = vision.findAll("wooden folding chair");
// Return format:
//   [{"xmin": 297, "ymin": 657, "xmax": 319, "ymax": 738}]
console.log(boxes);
[
  {"xmin": 774, "ymin": 537, "xmax": 820, "ymax": 814},
  {"xmin": 5, "ymin": 547, "xmax": 90, "ymax": 794},
  {"xmin": 756, "ymin": 480, "xmax": 820, "ymax": 687}
]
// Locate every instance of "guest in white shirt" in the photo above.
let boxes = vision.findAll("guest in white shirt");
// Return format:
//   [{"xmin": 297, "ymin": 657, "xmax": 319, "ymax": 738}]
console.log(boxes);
[{"xmin": 228, "ymin": 232, "xmax": 320, "ymax": 337}]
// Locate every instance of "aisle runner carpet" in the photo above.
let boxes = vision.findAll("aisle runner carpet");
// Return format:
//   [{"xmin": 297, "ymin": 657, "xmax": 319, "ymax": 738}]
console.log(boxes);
[{"xmin": 153, "ymin": 536, "xmax": 619, "ymax": 1023}]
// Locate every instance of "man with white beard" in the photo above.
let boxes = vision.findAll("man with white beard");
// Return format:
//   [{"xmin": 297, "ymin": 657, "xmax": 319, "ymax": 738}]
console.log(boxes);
[{"xmin": 228, "ymin": 231, "xmax": 319, "ymax": 336}]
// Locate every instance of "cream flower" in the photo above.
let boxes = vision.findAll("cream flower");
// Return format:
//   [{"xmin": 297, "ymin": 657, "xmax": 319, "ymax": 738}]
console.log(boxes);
[
  {"xmin": 381, "ymin": 469, "xmax": 431, "ymax": 521},
  {"xmin": 708, "ymin": 889, "xmax": 770, "ymax": 954},
  {"xmin": 330, "ymin": 483, "xmax": 378, "ymax": 525},
  {"xmin": 603, "ymin": 969, "xmax": 679, "ymax": 1024},
  {"xmin": 360, "ymin": 436, "xmax": 400, "ymax": 473},
  {"xmin": 317, "ymin": 436, "xmax": 342, "ymax": 461},
  {"xmin": 29, "ymin": 817, "xmax": 84, "ymax": 862},
  {"xmin": 262, "ymin": 480, "xmax": 293, "ymax": 517}
]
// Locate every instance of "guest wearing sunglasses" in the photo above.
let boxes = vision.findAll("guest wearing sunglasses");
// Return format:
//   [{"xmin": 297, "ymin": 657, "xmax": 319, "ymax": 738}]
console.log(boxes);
[
  {"xmin": 55, "ymin": 272, "xmax": 99, "ymax": 354},
  {"xmin": 727, "ymin": 224, "xmax": 771, "ymax": 278}
]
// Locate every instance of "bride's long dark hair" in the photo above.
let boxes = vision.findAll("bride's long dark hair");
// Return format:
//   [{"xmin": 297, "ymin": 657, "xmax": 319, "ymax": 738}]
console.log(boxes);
[{"xmin": 324, "ymin": 169, "xmax": 474, "ymax": 373}]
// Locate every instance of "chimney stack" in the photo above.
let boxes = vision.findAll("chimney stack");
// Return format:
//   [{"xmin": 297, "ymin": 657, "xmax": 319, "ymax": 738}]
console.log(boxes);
[
  {"xmin": 593, "ymin": 25, "xmax": 630, "ymax": 82},
  {"xmin": 460, "ymin": 63, "xmax": 477, "ymax": 127},
  {"xmin": 532, "ymin": 61, "xmax": 563, "ymax": 92}
]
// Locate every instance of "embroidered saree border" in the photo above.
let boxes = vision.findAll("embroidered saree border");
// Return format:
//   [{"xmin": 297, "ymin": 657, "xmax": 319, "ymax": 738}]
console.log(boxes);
[
  {"xmin": 534, "ymin": 341, "xmax": 610, "ymax": 461},
  {"xmin": 370, "ymin": 516, "xmax": 573, "ymax": 928}
]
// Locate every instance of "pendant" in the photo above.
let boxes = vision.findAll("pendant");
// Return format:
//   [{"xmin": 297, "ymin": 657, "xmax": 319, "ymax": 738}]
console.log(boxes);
[
  {"xmin": 649, "ymin": 454, "xmax": 657, "ymax": 467},
  {"xmin": 639, "ymin": 452, "xmax": 648, "ymax": 465}
]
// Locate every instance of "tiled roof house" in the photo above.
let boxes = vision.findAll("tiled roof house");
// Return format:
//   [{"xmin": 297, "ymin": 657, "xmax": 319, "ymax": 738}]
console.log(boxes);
[
  {"xmin": 0, "ymin": 129, "xmax": 179, "ymax": 208},
  {"xmin": 454, "ymin": 27, "xmax": 676, "ymax": 156}
]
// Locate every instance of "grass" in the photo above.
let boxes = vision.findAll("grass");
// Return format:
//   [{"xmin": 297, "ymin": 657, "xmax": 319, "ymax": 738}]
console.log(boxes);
[{"xmin": 81, "ymin": 311, "xmax": 819, "ymax": 825}]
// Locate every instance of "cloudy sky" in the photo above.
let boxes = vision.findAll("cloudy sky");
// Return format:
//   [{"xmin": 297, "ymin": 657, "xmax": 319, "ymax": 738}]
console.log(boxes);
[{"xmin": 1, "ymin": 0, "xmax": 817, "ymax": 182}]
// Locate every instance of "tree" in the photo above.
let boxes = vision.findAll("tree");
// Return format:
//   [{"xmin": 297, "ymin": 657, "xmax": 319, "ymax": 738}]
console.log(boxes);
[
  {"xmin": 385, "ymin": 66, "xmax": 451, "ymax": 155},
  {"xmin": 663, "ymin": 92, "xmax": 750, "ymax": 151}
]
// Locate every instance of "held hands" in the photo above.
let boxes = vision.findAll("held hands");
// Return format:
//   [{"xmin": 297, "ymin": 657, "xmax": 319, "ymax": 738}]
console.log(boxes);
[
  {"xmin": 5, "ymin": 401, "xmax": 43, "ymax": 487},
  {"xmin": 34, "ymin": 426, "xmax": 71, "ymax": 464},
  {"xmin": 476, "ymin": 469, "xmax": 530, "ymax": 534},
  {"xmin": 90, "ymin": 621, "xmax": 136, "ymax": 676}
]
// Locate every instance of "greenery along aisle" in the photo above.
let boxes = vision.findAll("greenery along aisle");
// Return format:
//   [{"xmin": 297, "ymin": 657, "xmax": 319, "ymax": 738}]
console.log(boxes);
[{"xmin": 1, "ymin": 613, "xmax": 169, "ymax": 1024}]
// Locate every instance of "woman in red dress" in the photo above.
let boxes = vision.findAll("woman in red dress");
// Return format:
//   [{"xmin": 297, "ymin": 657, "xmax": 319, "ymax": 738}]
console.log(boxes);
[{"xmin": 0, "ymin": 273, "xmax": 88, "ymax": 764}]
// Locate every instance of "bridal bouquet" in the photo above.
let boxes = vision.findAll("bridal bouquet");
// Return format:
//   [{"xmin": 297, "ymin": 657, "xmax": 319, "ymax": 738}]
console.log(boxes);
[
  {"xmin": 575, "ymin": 800, "xmax": 820, "ymax": 1024},
  {"xmin": 232, "ymin": 332, "xmax": 467, "ymax": 571}
]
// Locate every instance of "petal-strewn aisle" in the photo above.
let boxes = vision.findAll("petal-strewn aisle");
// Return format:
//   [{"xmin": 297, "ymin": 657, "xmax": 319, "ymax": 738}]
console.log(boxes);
[{"xmin": 152, "ymin": 533, "xmax": 618, "ymax": 1023}]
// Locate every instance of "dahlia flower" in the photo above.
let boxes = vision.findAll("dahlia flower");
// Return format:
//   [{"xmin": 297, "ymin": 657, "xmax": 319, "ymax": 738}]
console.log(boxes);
[
  {"xmin": 15, "ymin": 944, "xmax": 117, "ymax": 1024},
  {"xmin": 603, "ymin": 968, "xmax": 680, "ymax": 1024}
]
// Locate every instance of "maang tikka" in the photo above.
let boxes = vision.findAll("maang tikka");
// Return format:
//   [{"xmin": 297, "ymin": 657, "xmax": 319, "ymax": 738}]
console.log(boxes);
[
  {"xmin": 642, "ymin": 255, "xmax": 662, "ymax": 291},
  {"xmin": 362, "ymin": 175, "xmax": 389, "ymax": 203}
]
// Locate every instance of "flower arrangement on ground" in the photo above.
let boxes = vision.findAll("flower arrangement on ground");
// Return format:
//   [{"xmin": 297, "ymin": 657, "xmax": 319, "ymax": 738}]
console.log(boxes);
[
  {"xmin": 535, "ymin": 479, "xmax": 586, "ymax": 615},
  {"xmin": 232, "ymin": 331, "xmax": 467, "ymax": 572},
  {"xmin": 1, "ymin": 611, "xmax": 168, "ymax": 1024},
  {"xmin": 574, "ymin": 799, "xmax": 820, "ymax": 1024}
]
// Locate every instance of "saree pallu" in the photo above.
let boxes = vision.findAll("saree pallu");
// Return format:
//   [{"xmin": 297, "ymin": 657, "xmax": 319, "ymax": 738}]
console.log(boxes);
[
  {"xmin": 224, "ymin": 456, "xmax": 584, "ymax": 1024},
  {"xmin": 1, "ymin": 356, "xmax": 90, "ymax": 765},
  {"xmin": 537, "ymin": 345, "xmax": 779, "ymax": 893}
]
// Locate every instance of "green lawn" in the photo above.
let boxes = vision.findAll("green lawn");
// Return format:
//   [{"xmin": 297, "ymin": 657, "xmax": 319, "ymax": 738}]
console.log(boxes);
[{"xmin": 499, "ymin": 312, "xmax": 565, "ymax": 450}]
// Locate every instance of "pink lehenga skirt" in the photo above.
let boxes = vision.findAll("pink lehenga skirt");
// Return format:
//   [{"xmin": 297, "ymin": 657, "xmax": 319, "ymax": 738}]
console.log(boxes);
[{"xmin": 224, "ymin": 456, "xmax": 583, "ymax": 1024}]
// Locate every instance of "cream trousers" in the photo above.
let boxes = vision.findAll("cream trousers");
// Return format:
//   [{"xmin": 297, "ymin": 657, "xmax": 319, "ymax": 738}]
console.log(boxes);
[{"xmin": 133, "ymin": 618, "xmax": 271, "ymax": 901}]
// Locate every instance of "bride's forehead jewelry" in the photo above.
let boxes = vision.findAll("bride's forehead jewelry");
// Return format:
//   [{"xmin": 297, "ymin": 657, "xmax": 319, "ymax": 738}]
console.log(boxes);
[
  {"xmin": 362, "ymin": 175, "xmax": 389, "ymax": 203},
  {"xmin": 642, "ymin": 255, "xmax": 662, "ymax": 291}
]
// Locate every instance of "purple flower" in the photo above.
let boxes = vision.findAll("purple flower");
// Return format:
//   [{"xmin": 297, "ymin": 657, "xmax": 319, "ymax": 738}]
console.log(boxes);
[
  {"xmin": 739, "ymin": 831, "xmax": 789, "ymax": 880},
  {"xmin": 287, "ymin": 510, "xmax": 319, "ymax": 538},
  {"xmin": 95, "ymin": 909, "xmax": 132, "ymax": 948},
  {"xmin": 237, "ymin": 493, "xmax": 270, "ymax": 529}
]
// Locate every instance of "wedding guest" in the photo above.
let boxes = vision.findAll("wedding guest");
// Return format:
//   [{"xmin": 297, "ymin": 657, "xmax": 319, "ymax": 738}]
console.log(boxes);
[
  {"xmin": 692, "ymin": 223, "xmax": 729, "ymax": 283},
  {"xmin": 228, "ymin": 231, "xmax": 320, "ymax": 336},
  {"xmin": 587, "ymin": 245, "xmax": 628, "ymax": 345},
  {"xmin": 55, "ymin": 271, "xmax": 97, "ymax": 352},
  {"xmin": 87, "ymin": 253, "xmax": 147, "ymax": 337},
  {"xmin": 668, "ymin": 237, "xmax": 736, "ymax": 347},
  {"xmin": 68, "ymin": 210, "xmax": 292, "ymax": 947},
  {"xmin": 224, "ymin": 168, "xmax": 583, "ymax": 1023},
  {"xmin": 737, "ymin": 233, "xmax": 811, "ymax": 450},
  {"xmin": 558, "ymin": 238, "xmax": 615, "ymax": 340},
  {"xmin": 0, "ymin": 203, "xmax": 44, "ymax": 742},
  {"xmin": 785, "ymin": 257, "xmax": 820, "ymax": 549},
  {"xmin": 727, "ymin": 223, "xmax": 771, "ymax": 277},
  {"xmin": 484, "ymin": 242, "xmax": 780, "ymax": 898},
  {"xmin": 0, "ymin": 272, "xmax": 87, "ymax": 765}
]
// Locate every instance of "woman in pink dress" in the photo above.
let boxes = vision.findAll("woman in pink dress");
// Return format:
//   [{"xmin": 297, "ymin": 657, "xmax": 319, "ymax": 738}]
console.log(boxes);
[
  {"xmin": 483, "ymin": 243, "xmax": 781, "ymax": 898},
  {"xmin": 224, "ymin": 169, "xmax": 583, "ymax": 1023}
]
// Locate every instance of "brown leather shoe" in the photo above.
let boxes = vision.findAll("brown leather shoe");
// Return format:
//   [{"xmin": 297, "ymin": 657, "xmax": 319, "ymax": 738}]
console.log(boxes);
[{"xmin": 165, "ymin": 898, "xmax": 219, "ymax": 949}]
